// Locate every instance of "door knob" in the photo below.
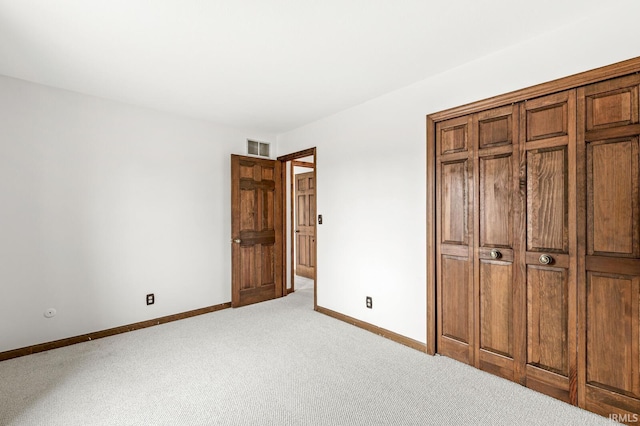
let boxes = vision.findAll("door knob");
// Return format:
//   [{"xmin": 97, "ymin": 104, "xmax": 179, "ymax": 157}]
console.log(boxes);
[
  {"xmin": 539, "ymin": 254, "xmax": 552, "ymax": 265},
  {"xmin": 295, "ymin": 230, "xmax": 300, "ymax": 233},
  {"xmin": 232, "ymin": 238, "xmax": 241, "ymax": 243},
  {"xmin": 490, "ymin": 249, "xmax": 502, "ymax": 259}
]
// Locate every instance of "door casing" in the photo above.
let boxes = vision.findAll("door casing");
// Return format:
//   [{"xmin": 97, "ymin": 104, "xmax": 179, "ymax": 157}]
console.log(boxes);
[
  {"xmin": 277, "ymin": 148, "xmax": 317, "ymax": 309},
  {"xmin": 231, "ymin": 148, "xmax": 317, "ymax": 308}
]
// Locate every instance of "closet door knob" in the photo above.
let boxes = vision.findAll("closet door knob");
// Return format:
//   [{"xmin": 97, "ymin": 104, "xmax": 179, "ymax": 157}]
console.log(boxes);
[
  {"xmin": 232, "ymin": 238, "xmax": 241, "ymax": 243},
  {"xmin": 490, "ymin": 249, "xmax": 502, "ymax": 259},
  {"xmin": 539, "ymin": 254, "xmax": 552, "ymax": 265}
]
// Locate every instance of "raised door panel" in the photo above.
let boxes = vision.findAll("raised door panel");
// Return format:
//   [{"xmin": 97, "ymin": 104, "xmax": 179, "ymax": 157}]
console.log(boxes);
[
  {"xmin": 586, "ymin": 273, "xmax": 639, "ymax": 398},
  {"xmin": 586, "ymin": 86, "xmax": 639, "ymax": 131},
  {"xmin": 478, "ymin": 106, "xmax": 513, "ymax": 149},
  {"xmin": 479, "ymin": 154, "xmax": 512, "ymax": 248},
  {"xmin": 441, "ymin": 160, "xmax": 469, "ymax": 245},
  {"xmin": 438, "ymin": 116, "xmax": 469, "ymax": 155},
  {"xmin": 527, "ymin": 266, "xmax": 568, "ymax": 376},
  {"xmin": 479, "ymin": 261, "xmax": 513, "ymax": 357},
  {"xmin": 587, "ymin": 138, "xmax": 640, "ymax": 257},
  {"xmin": 527, "ymin": 147, "xmax": 568, "ymax": 253},
  {"xmin": 527, "ymin": 104, "xmax": 568, "ymax": 141},
  {"xmin": 441, "ymin": 256, "xmax": 471, "ymax": 344}
]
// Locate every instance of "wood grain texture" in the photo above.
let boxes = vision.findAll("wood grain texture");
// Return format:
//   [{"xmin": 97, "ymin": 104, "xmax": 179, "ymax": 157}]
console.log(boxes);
[
  {"xmin": 578, "ymin": 75, "xmax": 640, "ymax": 418},
  {"xmin": 527, "ymin": 147, "xmax": 568, "ymax": 253},
  {"xmin": 586, "ymin": 273, "xmax": 639, "ymax": 397},
  {"xmin": 231, "ymin": 155, "xmax": 282, "ymax": 307},
  {"xmin": 521, "ymin": 90, "xmax": 577, "ymax": 404},
  {"xmin": 479, "ymin": 260, "xmax": 513, "ymax": 357},
  {"xmin": 527, "ymin": 100, "xmax": 568, "ymax": 142},
  {"xmin": 436, "ymin": 115, "xmax": 474, "ymax": 365},
  {"xmin": 474, "ymin": 105, "xmax": 520, "ymax": 382},
  {"xmin": 441, "ymin": 160, "xmax": 468, "ymax": 244},
  {"xmin": 441, "ymin": 256, "xmax": 470, "ymax": 343},
  {"xmin": 479, "ymin": 154, "xmax": 512, "ymax": 247},
  {"xmin": 428, "ymin": 58, "xmax": 640, "ymax": 419},
  {"xmin": 587, "ymin": 138, "xmax": 639, "ymax": 257},
  {"xmin": 527, "ymin": 266, "xmax": 568, "ymax": 376},
  {"xmin": 438, "ymin": 117, "xmax": 469, "ymax": 155},
  {"xmin": 295, "ymin": 172, "xmax": 315, "ymax": 279}
]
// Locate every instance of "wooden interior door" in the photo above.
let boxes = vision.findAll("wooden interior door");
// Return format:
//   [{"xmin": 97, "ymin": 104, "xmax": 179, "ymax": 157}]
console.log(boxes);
[
  {"xmin": 578, "ymin": 74, "xmax": 640, "ymax": 418},
  {"xmin": 295, "ymin": 171, "xmax": 315, "ymax": 279},
  {"xmin": 231, "ymin": 154, "xmax": 283, "ymax": 307},
  {"xmin": 474, "ymin": 105, "xmax": 523, "ymax": 382},
  {"xmin": 436, "ymin": 115, "xmax": 475, "ymax": 365},
  {"xmin": 521, "ymin": 90, "xmax": 577, "ymax": 404}
]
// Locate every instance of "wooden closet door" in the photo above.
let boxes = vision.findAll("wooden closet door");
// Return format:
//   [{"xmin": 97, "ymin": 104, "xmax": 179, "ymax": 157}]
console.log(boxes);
[
  {"xmin": 436, "ymin": 115, "xmax": 475, "ymax": 365},
  {"xmin": 520, "ymin": 90, "xmax": 577, "ymax": 404},
  {"xmin": 474, "ymin": 105, "xmax": 524, "ymax": 382},
  {"xmin": 578, "ymin": 74, "xmax": 640, "ymax": 419}
]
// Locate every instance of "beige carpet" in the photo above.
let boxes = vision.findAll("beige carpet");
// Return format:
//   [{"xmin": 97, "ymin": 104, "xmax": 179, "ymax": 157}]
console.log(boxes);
[{"xmin": 0, "ymin": 288, "xmax": 611, "ymax": 425}]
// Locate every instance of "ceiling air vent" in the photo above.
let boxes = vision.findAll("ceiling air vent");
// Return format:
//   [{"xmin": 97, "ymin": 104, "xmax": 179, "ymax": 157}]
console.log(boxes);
[{"xmin": 247, "ymin": 139, "xmax": 270, "ymax": 158}]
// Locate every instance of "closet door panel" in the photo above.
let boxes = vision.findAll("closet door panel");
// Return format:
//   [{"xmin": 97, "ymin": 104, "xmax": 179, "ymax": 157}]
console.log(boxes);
[
  {"xmin": 475, "ymin": 105, "xmax": 522, "ymax": 382},
  {"xmin": 526, "ymin": 147, "xmax": 568, "ymax": 253},
  {"xmin": 522, "ymin": 90, "xmax": 577, "ymax": 404},
  {"xmin": 480, "ymin": 154, "xmax": 512, "ymax": 247},
  {"xmin": 436, "ymin": 116, "xmax": 475, "ymax": 366},
  {"xmin": 441, "ymin": 255, "xmax": 471, "ymax": 344},
  {"xmin": 585, "ymin": 77, "xmax": 639, "ymax": 131},
  {"xmin": 479, "ymin": 261, "xmax": 513, "ymax": 357},
  {"xmin": 586, "ymin": 273, "xmax": 639, "ymax": 398},
  {"xmin": 587, "ymin": 138, "xmax": 639, "ymax": 257},
  {"xmin": 527, "ymin": 101, "xmax": 568, "ymax": 141},
  {"xmin": 478, "ymin": 110, "xmax": 513, "ymax": 149},
  {"xmin": 527, "ymin": 266, "xmax": 568, "ymax": 376},
  {"xmin": 441, "ymin": 160, "xmax": 469, "ymax": 245},
  {"xmin": 578, "ymin": 74, "xmax": 640, "ymax": 418}
]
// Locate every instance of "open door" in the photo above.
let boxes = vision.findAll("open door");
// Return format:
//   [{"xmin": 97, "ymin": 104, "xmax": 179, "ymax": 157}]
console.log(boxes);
[
  {"xmin": 231, "ymin": 154, "xmax": 283, "ymax": 307},
  {"xmin": 295, "ymin": 170, "xmax": 315, "ymax": 279}
]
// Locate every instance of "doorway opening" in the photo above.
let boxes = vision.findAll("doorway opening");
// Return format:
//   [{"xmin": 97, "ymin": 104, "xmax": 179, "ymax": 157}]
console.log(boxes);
[{"xmin": 277, "ymin": 148, "xmax": 317, "ymax": 309}]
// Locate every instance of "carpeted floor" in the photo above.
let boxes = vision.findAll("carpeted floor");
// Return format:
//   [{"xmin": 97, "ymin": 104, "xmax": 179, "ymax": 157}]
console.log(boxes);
[
  {"xmin": 0, "ymin": 288, "xmax": 612, "ymax": 425},
  {"xmin": 294, "ymin": 275, "xmax": 314, "ymax": 290}
]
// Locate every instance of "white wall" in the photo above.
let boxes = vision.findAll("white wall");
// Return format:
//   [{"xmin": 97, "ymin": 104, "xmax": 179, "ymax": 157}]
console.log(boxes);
[
  {"xmin": 0, "ymin": 75, "xmax": 275, "ymax": 352},
  {"xmin": 276, "ymin": 2, "xmax": 640, "ymax": 344}
]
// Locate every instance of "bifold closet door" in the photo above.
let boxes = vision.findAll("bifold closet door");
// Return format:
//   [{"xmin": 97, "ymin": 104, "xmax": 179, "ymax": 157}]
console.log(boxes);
[
  {"xmin": 521, "ymin": 90, "xmax": 577, "ymax": 404},
  {"xmin": 578, "ymin": 74, "xmax": 640, "ymax": 417},
  {"xmin": 436, "ymin": 115, "xmax": 475, "ymax": 365},
  {"xmin": 474, "ymin": 105, "xmax": 523, "ymax": 382},
  {"xmin": 436, "ymin": 106, "xmax": 523, "ymax": 381}
]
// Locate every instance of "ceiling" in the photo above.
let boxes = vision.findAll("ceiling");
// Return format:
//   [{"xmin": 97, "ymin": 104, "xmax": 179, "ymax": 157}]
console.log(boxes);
[{"xmin": 0, "ymin": 0, "xmax": 606, "ymax": 133}]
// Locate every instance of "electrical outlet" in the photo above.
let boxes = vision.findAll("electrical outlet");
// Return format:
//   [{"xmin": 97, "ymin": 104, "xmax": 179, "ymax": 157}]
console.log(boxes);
[
  {"xmin": 366, "ymin": 296, "xmax": 373, "ymax": 309},
  {"xmin": 146, "ymin": 294, "xmax": 155, "ymax": 305}
]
